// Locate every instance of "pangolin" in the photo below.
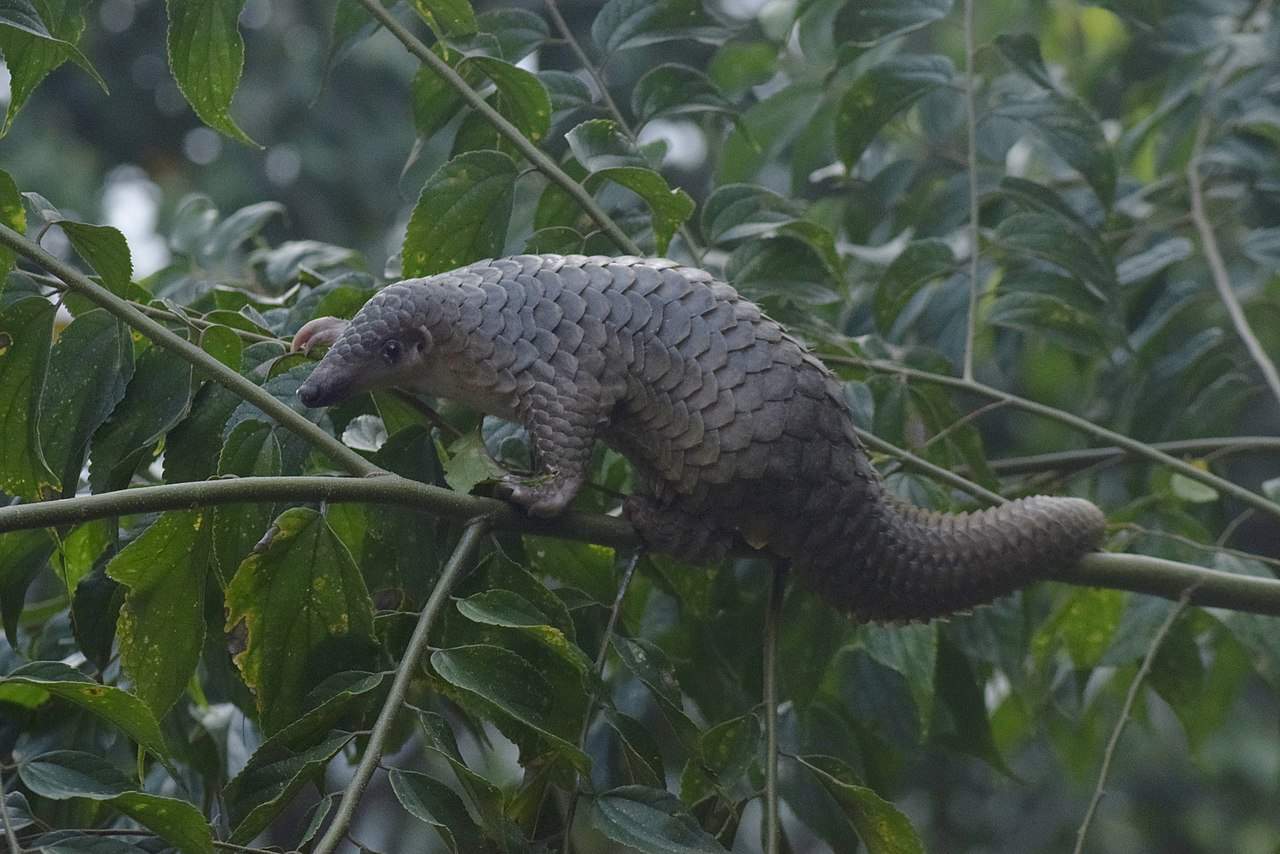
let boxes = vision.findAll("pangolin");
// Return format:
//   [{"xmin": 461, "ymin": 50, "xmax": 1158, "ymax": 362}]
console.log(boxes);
[{"xmin": 294, "ymin": 254, "xmax": 1105, "ymax": 621}]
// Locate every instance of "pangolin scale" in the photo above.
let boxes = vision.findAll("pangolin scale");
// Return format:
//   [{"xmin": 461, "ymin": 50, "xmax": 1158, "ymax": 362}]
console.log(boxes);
[{"xmin": 296, "ymin": 254, "xmax": 1105, "ymax": 621}]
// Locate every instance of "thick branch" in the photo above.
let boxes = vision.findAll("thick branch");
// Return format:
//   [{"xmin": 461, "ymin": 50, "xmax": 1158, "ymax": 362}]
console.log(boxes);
[
  {"xmin": 826, "ymin": 355, "xmax": 1280, "ymax": 523},
  {"xmin": 1187, "ymin": 117, "xmax": 1280, "ymax": 408},
  {"xmin": 0, "ymin": 475, "xmax": 635, "ymax": 548},
  {"xmin": 356, "ymin": 0, "xmax": 641, "ymax": 256},
  {"xmin": 313, "ymin": 520, "xmax": 489, "ymax": 854},
  {"xmin": 4, "ymin": 476, "xmax": 1280, "ymax": 615},
  {"xmin": 0, "ymin": 224, "xmax": 380, "ymax": 478}
]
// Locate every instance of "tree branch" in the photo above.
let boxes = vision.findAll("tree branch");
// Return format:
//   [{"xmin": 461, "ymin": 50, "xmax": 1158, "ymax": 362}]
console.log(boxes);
[
  {"xmin": 356, "ymin": 0, "xmax": 642, "ymax": 256},
  {"xmin": 0, "ymin": 223, "xmax": 381, "ymax": 478},
  {"xmin": 312, "ymin": 519, "xmax": 489, "ymax": 854},
  {"xmin": 1187, "ymin": 116, "xmax": 1280, "ymax": 408},
  {"xmin": 5, "ymin": 476, "xmax": 1280, "ymax": 614},
  {"xmin": 825, "ymin": 355, "xmax": 1280, "ymax": 523}
]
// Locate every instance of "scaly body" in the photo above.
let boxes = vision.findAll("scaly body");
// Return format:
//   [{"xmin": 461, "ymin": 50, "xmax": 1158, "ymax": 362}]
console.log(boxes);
[{"xmin": 296, "ymin": 254, "xmax": 1105, "ymax": 621}]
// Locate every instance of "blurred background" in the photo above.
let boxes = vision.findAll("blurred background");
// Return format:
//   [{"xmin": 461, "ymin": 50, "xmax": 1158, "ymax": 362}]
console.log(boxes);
[{"xmin": 6, "ymin": 0, "xmax": 1280, "ymax": 851}]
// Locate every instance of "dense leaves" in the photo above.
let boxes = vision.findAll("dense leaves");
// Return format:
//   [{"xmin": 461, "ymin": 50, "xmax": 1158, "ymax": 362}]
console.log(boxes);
[{"xmin": 2, "ymin": 0, "xmax": 1280, "ymax": 852}]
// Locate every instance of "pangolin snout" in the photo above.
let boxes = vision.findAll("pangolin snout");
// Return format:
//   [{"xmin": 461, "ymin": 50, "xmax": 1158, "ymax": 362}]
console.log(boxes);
[{"xmin": 297, "ymin": 367, "xmax": 349, "ymax": 408}]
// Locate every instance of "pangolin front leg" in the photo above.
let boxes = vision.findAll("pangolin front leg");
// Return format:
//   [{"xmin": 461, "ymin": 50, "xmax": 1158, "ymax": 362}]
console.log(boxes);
[{"xmin": 497, "ymin": 380, "xmax": 603, "ymax": 518}]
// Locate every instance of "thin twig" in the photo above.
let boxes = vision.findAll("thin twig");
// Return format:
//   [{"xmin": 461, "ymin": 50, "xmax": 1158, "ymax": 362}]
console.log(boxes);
[
  {"xmin": 762, "ymin": 562, "xmax": 786, "ymax": 854},
  {"xmin": 1073, "ymin": 586, "xmax": 1197, "ymax": 854},
  {"xmin": 961, "ymin": 0, "xmax": 981, "ymax": 381},
  {"xmin": 855, "ymin": 427, "xmax": 1005, "ymax": 505},
  {"xmin": 825, "ymin": 355, "xmax": 1280, "ymax": 523},
  {"xmin": 561, "ymin": 549, "xmax": 642, "ymax": 854},
  {"xmin": 1187, "ymin": 116, "xmax": 1280, "ymax": 408},
  {"xmin": 0, "ymin": 772, "xmax": 21, "ymax": 854},
  {"xmin": 920, "ymin": 400, "xmax": 1008, "ymax": 452},
  {"xmin": 541, "ymin": 0, "xmax": 704, "ymax": 263},
  {"xmin": 981, "ymin": 437, "xmax": 1280, "ymax": 476},
  {"xmin": 356, "ymin": 0, "xmax": 641, "ymax": 256},
  {"xmin": 0, "ymin": 224, "xmax": 380, "ymax": 478},
  {"xmin": 313, "ymin": 519, "xmax": 489, "ymax": 854}
]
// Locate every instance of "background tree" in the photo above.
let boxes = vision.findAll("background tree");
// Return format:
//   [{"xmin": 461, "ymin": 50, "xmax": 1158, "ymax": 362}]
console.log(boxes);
[{"xmin": 1, "ymin": 0, "xmax": 1280, "ymax": 852}]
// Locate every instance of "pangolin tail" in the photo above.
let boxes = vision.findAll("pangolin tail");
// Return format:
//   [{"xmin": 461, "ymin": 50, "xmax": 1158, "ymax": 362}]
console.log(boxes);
[{"xmin": 804, "ymin": 491, "xmax": 1106, "ymax": 622}]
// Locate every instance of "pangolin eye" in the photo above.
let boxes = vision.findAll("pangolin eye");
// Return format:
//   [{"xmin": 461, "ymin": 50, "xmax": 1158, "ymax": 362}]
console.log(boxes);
[{"xmin": 381, "ymin": 340, "xmax": 402, "ymax": 365}]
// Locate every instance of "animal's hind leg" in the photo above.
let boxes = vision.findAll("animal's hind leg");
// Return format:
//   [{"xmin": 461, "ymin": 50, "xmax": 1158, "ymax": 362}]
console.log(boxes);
[{"xmin": 624, "ymin": 495, "xmax": 734, "ymax": 564}]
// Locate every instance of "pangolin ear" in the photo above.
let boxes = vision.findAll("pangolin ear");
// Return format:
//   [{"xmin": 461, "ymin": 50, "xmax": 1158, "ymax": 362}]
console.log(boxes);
[
  {"xmin": 291, "ymin": 316, "xmax": 350, "ymax": 354},
  {"xmin": 415, "ymin": 326, "xmax": 433, "ymax": 353}
]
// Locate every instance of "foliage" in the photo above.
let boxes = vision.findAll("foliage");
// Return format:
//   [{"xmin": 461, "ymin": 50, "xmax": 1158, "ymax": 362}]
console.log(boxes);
[{"xmin": 1, "ymin": 0, "xmax": 1279, "ymax": 852}]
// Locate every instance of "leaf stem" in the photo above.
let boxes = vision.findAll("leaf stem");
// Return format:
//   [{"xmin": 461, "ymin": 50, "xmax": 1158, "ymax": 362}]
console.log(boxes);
[
  {"xmin": 561, "ymin": 548, "xmax": 642, "ymax": 854},
  {"xmin": 0, "ymin": 223, "xmax": 380, "ymax": 478},
  {"xmin": 762, "ymin": 562, "xmax": 785, "ymax": 854},
  {"xmin": 1073, "ymin": 586, "xmax": 1196, "ymax": 854},
  {"xmin": 1187, "ymin": 116, "xmax": 1280, "ymax": 409},
  {"xmin": 312, "ymin": 519, "xmax": 489, "ymax": 854},
  {"xmin": 962, "ymin": 0, "xmax": 981, "ymax": 381},
  {"xmin": 824, "ymin": 355, "xmax": 1280, "ymax": 523},
  {"xmin": 354, "ymin": 0, "xmax": 641, "ymax": 256}
]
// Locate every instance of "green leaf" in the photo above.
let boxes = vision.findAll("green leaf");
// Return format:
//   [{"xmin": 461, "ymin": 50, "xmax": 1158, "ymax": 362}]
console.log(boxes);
[
  {"xmin": 164, "ymin": 384, "xmax": 241, "ymax": 483},
  {"xmin": 585, "ymin": 166, "xmax": 695, "ymax": 255},
  {"xmin": 0, "ymin": 169, "xmax": 24, "ymax": 278},
  {"xmin": 987, "ymin": 289, "xmax": 1109, "ymax": 354},
  {"xmin": 212, "ymin": 420, "xmax": 282, "ymax": 580},
  {"xmin": 994, "ymin": 33, "xmax": 1056, "ymax": 91},
  {"xmin": 225, "ymin": 507, "xmax": 377, "ymax": 734},
  {"xmin": 39, "ymin": 309, "xmax": 133, "ymax": 497},
  {"xmin": 411, "ymin": 0, "xmax": 476, "ymax": 37},
  {"xmin": 603, "ymin": 709, "xmax": 665, "ymax": 787},
  {"xmin": 632, "ymin": 63, "xmax": 734, "ymax": 123},
  {"xmin": 71, "ymin": 562, "xmax": 124, "ymax": 672},
  {"xmin": 442, "ymin": 430, "xmax": 505, "ymax": 495},
  {"xmin": 0, "ymin": 0, "xmax": 107, "ymax": 135},
  {"xmin": 0, "ymin": 528, "xmax": 54, "ymax": 644},
  {"xmin": 1116, "ymin": 237, "xmax": 1193, "ymax": 286},
  {"xmin": 165, "ymin": 0, "xmax": 257, "ymax": 146},
  {"xmin": 589, "ymin": 786, "xmax": 728, "ymax": 853},
  {"xmin": 540, "ymin": 69, "xmax": 594, "ymax": 122},
  {"xmin": 566, "ymin": 118, "xmax": 648, "ymax": 171},
  {"xmin": 466, "ymin": 56, "xmax": 551, "ymax": 144},
  {"xmin": 591, "ymin": 0, "xmax": 730, "ymax": 54},
  {"xmin": 18, "ymin": 750, "xmax": 133, "ymax": 800},
  {"xmin": 388, "ymin": 768, "xmax": 487, "ymax": 853},
  {"xmin": 107, "ymin": 793, "xmax": 213, "ymax": 854},
  {"xmin": 0, "ymin": 661, "xmax": 169, "ymax": 759},
  {"xmin": 725, "ymin": 236, "xmax": 840, "ymax": 306},
  {"xmin": 875, "ymin": 239, "xmax": 956, "ymax": 332},
  {"xmin": 0, "ymin": 297, "xmax": 58, "ymax": 499},
  {"xmin": 794, "ymin": 754, "xmax": 924, "ymax": 854},
  {"xmin": 858, "ymin": 623, "xmax": 937, "ymax": 737},
  {"xmin": 991, "ymin": 94, "xmax": 1116, "ymax": 207},
  {"xmin": 58, "ymin": 221, "xmax": 133, "ymax": 296},
  {"xmin": 708, "ymin": 41, "xmax": 776, "ymax": 95},
  {"xmin": 827, "ymin": 0, "xmax": 952, "ymax": 47},
  {"xmin": 525, "ymin": 226, "xmax": 585, "ymax": 255},
  {"xmin": 224, "ymin": 730, "xmax": 356, "ymax": 843},
  {"xmin": 701, "ymin": 183, "xmax": 801, "ymax": 244},
  {"xmin": 932, "ymin": 638, "xmax": 1011, "ymax": 774},
  {"xmin": 1170, "ymin": 472, "xmax": 1219, "ymax": 503},
  {"xmin": 106, "ymin": 510, "xmax": 210, "ymax": 717},
  {"xmin": 403, "ymin": 151, "xmax": 518, "ymax": 278},
  {"xmin": 455, "ymin": 589, "xmax": 549, "ymax": 628},
  {"xmin": 411, "ymin": 45, "xmax": 481, "ymax": 138},
  {"xmin": 431, "ymin": 644, "xmax": 586, "ymax": 764},
  {"xmin": 478, "ymin": 7, "xmax": 547, "ymax": 61},
  {"xmin": 610, "ymin": 634, "xmax": 699, "ymax": 744},
  {"xmin": 836, "ymin": 55, "xmax": 953, "ymax": 168},
  {"xmin": 994, "ymin": 213, "xmax": 1115, "ymax": 297},
  {"xmin": 88, "ymin": 344, "xmax": 194, "ymax": 493}
]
